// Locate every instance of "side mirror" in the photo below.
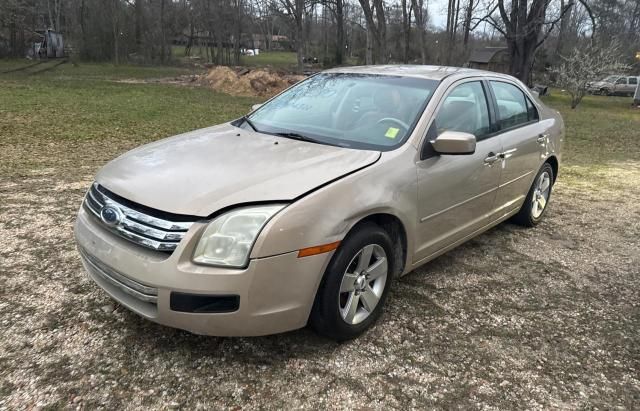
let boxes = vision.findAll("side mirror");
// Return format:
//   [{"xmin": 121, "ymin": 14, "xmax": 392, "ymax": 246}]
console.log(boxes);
[
  {"xmin": 251, "ymin": 103, "xmax": 263, "ymax": 112},
  {"xmin": 430, "ymin": 131, "xmax": 476, "ymax": 155}
]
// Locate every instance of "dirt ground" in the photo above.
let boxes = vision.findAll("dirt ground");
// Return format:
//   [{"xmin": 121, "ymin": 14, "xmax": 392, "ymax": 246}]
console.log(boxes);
[
  {"xmin": 202, "ymin": 66, "xmax": 305, "ymax": 97},
  {"xmin": 1, "ymin": 143, "xmax": 638, "ymax": 410},
  {"xmin": 0, "ymin": 70, "xmax": 639, "ymax": 409},
  {"xmin": 114, "ymin": 67, "xmax": 306, "ymax": 98}
]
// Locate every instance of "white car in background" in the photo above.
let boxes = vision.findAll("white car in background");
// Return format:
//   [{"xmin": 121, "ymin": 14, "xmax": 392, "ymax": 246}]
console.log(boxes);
[{"xmin": 588, "ymin": 75, "xmax": 639, "ymax": 96}]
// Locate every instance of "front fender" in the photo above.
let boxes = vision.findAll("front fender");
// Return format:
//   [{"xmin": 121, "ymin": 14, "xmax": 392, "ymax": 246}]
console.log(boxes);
[{"xmin": 250, "ymin": 147, "xmax": 418, "ymax": 274}]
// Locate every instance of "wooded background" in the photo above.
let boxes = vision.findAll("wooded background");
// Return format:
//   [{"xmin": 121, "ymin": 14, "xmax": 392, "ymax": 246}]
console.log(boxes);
[{"xmin": 1, "ymin": 0, "xmax": 639, "ymax": 83}]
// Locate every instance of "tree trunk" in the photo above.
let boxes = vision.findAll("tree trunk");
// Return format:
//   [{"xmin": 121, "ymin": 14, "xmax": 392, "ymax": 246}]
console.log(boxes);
[
  {"xmin": 160, "ymin": 0, "xmax": 166, "ymax": 63},
  {"xmin": 365, "ymin": 24, "xmax": 373, "ymax": 64},
  {"xmin": 185, "ymin": 22, "xmax": 194, "ymax": 56},
  {"xmin": 373, "ymin": 0, "xmax": 386, "ymax": 63},
  {"xmin": 358, "ymin": 0, "xmax": 387, "ymax": 64},
  {"xmin": 295, "ymin": 0, "xmax": 304, "ymax": 72},
  {"xmin": 234, "ymin": 0, "xmax": 242, "ymax": 65},
  {"xmin": 554, "ymin": 0, "xmax": 571, "ymax": 58},
  {"xmin": 111, "ymin": 0, "xmax": 120, "ymax": 64},
  {"xmin": 79, "ymin": 0, "xmax": 87, "ymax": 58},
  {"xmin": 411, "ymin": 0, "xmax": 427, "ymax": 64},
  {"xmin": 335, "ymin": 0, "xmax": 344, "ymax": 65},
  {"xmin": 47, "ymin": 0, "xmax": 61, "ymax": 31},
  {"xmin": 463, "ymin": 0, "xmax": 473, "ymax": 47},
  {"xmin": 9, "ymin": 8, "xmax": 18, "ymax": 58},
  {"xmin": 135, "ymin": 0, "xmax": 143, "ymax": 53},
  {"xmin": 401, "ymin": 0, "xmax": 410, "ymax": 63},
  {"xmin": 497, "ymin": 0, "xmax": 563, "ymax": 84}
]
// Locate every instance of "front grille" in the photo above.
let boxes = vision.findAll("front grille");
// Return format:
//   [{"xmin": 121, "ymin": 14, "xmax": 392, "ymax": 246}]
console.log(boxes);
[{"xmin": 84, "ymin": 183, "xmax": 194, "ymax": 252}]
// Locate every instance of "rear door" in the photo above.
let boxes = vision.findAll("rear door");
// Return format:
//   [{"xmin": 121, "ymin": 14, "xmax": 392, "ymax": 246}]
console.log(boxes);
[
  {"xmin": 488, "ymin": 80, "xmax": 551, "ymax": 214},
  {"xmin": 414, "ymin": 80, "xmax": 502, "ymax": 262}
]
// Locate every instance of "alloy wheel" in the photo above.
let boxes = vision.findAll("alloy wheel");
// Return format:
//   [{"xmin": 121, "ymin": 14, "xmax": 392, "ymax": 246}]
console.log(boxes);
[
  {"xmin": 338, "ymin": 244, "xmax": 388, "ymax": 325},
  {"xmin": 531, "ymin": 171, "xmax": 551, "ymax": 219}
]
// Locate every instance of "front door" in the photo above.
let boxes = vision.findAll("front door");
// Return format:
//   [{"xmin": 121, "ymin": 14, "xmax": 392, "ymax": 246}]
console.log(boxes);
[
  {"xmin": 614, "ymin": 77, "xmax": 628, "ymax": 95},
  {"xmin": 415, "ymin": 80, "xmax": 502, "ymax": 263}
]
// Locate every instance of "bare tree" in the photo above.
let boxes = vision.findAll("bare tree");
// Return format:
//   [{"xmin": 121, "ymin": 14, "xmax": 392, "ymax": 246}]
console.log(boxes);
[
  {"xmin": 48, "ymin": 0, "xmax": 63, "ymax": 31},
  {"xmin": 551, "ymin": 42, "xmax": 630, "ymax": 108},
  {"xmin": 482, "ymin": 0, "xmax": 597, "ymax": 83},
  {"xmin": 400, "ymin": 0, "xmax": 410, "ymax": 63},
  {"xmin": 411, "ymin": 0, "xmax": 428, "ymax": 64},
  {"xmin": 335, "ymin": 0, "xmax": 345, "ymax": 65},
  {"xmin": 279, "ymin": 0, "xmax": 307, "ymax": 72},
  {"xmin": 109, "ymin": 0, "xmax": 120, "ymax": 64},
  {"xmin": 445, "ymin": 0, "xmax": 461, "ymax": 63},
  {"xmin": 358, "ymin": 0, "xmax": 387, "ymax": 63}
]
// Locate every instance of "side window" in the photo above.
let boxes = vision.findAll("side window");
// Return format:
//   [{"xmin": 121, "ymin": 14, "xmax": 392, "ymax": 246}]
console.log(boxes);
[
  {"xmin": 615, "ymin": 77, "xmax": 627, "ymax": 85},
  {"xmin": 525, "ymin": 96, "xmax": 539, "ymax": 121},
  {"xmin": 490, "ymin": 81, "xmax": 529, "ymax": 129},
  {"xmin": 629, "ymin": 77, "xmax": 637, "ymax": 85},
  {"xmin": 435, "ymin": 81, "xmax": 490, "ymax": 139}
]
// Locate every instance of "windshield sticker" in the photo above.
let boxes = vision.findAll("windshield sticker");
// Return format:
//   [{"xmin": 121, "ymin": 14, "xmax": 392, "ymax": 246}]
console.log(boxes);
[{"xmin": 385, "ymin": 127, "xmax": 400, "ymax": 139}]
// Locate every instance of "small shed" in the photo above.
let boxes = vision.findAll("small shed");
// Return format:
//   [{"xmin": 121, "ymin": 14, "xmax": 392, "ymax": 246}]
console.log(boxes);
[
  {"xmin": 468, "ymin": 47, "xmax": 509, "ymax": 74},
  {"xmin": 35, "ymin": 29, "xmax": 65, "ymax": 58}
]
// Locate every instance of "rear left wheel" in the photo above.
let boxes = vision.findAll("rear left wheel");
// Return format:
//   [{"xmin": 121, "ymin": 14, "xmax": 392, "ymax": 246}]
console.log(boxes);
[
  {"xmin": 310, "ymin": 223, "xmax": 395, "ymax": 341},
  {"xmin": 511, "ymin": 163, "xmax": 554, "ymax": 227}
]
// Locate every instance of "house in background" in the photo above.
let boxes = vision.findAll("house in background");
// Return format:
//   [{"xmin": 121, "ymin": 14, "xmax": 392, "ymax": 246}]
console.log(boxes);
[
  {"xmin": 249, "ymin": 34, "xmax": 290, "ymax": 51},
  {"xmin": 467, "ymin": 47, "xmax": 509, "ymax": 74}
]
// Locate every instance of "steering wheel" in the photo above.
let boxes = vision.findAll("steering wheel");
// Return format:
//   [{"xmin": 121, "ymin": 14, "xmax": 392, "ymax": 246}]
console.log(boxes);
[{"xmin": 377, "ymin": 117, "xmax": 410, "ymax": 131}]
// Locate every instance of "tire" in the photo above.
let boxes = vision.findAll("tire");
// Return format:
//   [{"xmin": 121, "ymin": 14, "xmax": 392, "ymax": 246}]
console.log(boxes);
[
  {"xmin": 511, "ymin": 163, "xmax": 554, "ymax": 227},
  {"xmin": 310, "ymin": 222, "xmax": 395, "ymax": 341},
  {"xmin": 600, "ymin": 88, "xmax": 610, "ymax": 96}
]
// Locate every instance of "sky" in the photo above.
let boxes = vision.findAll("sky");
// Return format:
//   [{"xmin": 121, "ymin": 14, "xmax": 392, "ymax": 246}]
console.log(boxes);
[{"xmin": 428, "ymin": 0, "xmax": 449, "ymax": 29}]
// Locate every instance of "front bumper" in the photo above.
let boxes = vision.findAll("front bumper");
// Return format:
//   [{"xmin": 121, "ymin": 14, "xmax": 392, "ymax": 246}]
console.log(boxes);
[{"xmin": 74, "ymin": 207, "xmax": 333, "ymax": 336}]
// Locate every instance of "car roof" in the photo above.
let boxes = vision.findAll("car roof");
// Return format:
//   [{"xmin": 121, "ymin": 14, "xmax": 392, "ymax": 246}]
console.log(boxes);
[{"xmin": 323, "ymin": 65, "xmax": 517, "ymax": 82}]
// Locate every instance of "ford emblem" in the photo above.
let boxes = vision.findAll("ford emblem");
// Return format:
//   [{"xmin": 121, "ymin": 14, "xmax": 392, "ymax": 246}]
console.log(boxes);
[{"xmin": 100, "ymin": 205, "xmax": 124, "ymax": 227}]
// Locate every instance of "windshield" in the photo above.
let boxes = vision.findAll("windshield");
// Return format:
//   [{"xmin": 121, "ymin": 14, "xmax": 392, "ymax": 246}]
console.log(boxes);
[
  {"xmin": 603, "ymin": 75, "xmax": 619, "ymax": 83},
  {"xmin": 244, "ymin": 73, "xmax": 439, "ymax": 150}
]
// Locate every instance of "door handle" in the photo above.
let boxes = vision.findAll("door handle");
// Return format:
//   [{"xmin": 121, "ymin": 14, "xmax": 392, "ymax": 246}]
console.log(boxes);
[
  {"xmin": 484, "ymin": 152, "xmax": 499, "ymax": 165},
  {"xmin": 537, "ymin": 134, "xmax": 548, "ymax": 144},
  {"xmin": 502, "ymin": 148, "xmax": 517, "ymax": 159}
]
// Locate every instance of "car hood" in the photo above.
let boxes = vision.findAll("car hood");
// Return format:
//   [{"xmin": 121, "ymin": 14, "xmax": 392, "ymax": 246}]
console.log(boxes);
[{"xmin": 96, "ymin": 123, "xmax": 380, "ymax": 216}]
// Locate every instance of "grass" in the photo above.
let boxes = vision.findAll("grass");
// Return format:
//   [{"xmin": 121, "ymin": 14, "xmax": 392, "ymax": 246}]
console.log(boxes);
[
  {"xmin": 239, "ymin": 51, "xmax": 298, "ymax": 68},
  {"xmin": 1, "ymin": 59, "xmax": 638, "ymax": 178},
  {"xmin": 1, "ymin": 59, "xmax": 637, "ymax": 169},
  {"xmin": 169, "ymin": 46, "xmax": 298, "ymax": 69},
  {"xmin": 0, "ymin": 59, "xmax": 256, "ymax": 173},
  {"xmin": 540, "ymin": 90, "xmax": 640, "ymax": 191},
  {"xmin": 541, "ymin": 90, "xmax": 640, "ymax": 165}
]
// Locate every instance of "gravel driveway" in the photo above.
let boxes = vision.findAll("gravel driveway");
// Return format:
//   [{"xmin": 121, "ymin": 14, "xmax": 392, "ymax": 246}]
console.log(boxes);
[{"xmin": 1, "ymin": 129, "xmax": 638, "ymax": 410}]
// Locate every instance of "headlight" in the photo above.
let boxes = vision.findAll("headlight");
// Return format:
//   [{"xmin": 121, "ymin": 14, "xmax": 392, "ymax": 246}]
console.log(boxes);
[{"xmin": 192, "ymin": 204, "xmax": 285, "ymax": 268}]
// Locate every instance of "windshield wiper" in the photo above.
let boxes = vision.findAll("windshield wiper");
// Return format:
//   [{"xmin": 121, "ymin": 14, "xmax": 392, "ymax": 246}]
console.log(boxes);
[
  {"xmin": 241, "ymin": 116, "xmax": 258, "ymax": 132},
  {"xmin": 273, "ymin": 131, "xmax": 327, "ymax": 145}
]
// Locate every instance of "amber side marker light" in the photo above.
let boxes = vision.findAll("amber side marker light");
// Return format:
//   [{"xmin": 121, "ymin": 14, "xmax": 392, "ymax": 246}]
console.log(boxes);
[{"xmin": 297, "ymin": 241, "xmax": 341, "ymax": 258}]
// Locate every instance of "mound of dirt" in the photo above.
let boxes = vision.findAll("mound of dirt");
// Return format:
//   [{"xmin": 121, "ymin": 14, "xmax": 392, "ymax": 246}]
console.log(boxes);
[{"xmin": 204, "ymin": 66, "xmax": 305, "ymax": 97}]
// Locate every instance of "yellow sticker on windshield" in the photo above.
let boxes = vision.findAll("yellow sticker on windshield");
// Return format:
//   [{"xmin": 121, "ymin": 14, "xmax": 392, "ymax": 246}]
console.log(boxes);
[{"xmin": 385, "ymin": 127, "xmax": 400, "ymax": 139}]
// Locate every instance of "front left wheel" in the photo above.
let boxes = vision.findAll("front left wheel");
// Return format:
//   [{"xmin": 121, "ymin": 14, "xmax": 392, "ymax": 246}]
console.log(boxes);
[{"xmin": 310, "ymin": 223, "xmax": 395, "ymax": 341}]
